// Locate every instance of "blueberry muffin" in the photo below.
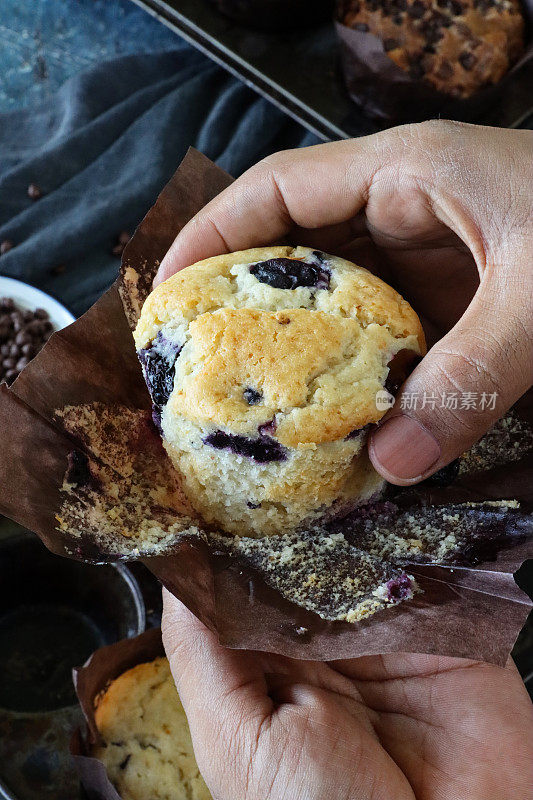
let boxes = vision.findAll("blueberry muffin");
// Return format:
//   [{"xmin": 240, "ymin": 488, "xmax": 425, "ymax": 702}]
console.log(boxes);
[
  {"xmin": 93, "ymin": 657, "xmax": 211, "ymax": 800},
  {"xmin": 337, "ymin": 0, "xmax": 525, "ymax": 98},
  {"xmin": 134, "ymin": 246, "xmax": 425, "ymax": 537}
]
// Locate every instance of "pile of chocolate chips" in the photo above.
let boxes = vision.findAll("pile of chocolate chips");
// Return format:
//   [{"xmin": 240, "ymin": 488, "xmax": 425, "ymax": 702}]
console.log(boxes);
[{"xmin": 0, "ymin": 297, "xmax": 54, "ymax": 385}]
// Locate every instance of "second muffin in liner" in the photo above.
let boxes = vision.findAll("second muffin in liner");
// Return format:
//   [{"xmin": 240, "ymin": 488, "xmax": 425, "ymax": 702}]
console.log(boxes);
[
  {"xmin": 72, "ymin": 628, "xmax": 210, "ymax": 800},
  {"xmin": 335, "ymin": 0, "xmax": 533, "ymax": 124}
]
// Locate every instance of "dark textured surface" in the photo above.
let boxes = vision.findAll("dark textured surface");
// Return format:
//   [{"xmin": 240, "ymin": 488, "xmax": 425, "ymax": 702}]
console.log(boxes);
[
  {"xmin": 0, "ymin": 0, "xmax": 178, "ymax": 112},
  {"xmin": 0, "ymin": 2, "xmax": 318, "ymax": 320}
]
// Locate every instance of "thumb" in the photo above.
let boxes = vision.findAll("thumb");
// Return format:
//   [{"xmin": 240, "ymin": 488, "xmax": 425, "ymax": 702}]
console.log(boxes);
[{"xmin": 368, "ymin": 281, "xmax": 533, "ymax": 486}]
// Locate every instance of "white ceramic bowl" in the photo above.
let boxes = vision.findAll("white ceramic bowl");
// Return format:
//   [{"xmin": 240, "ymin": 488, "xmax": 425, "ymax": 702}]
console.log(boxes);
[{"xmin": 0, "ymin": 276, "xmax": 75, "ymax": 330}]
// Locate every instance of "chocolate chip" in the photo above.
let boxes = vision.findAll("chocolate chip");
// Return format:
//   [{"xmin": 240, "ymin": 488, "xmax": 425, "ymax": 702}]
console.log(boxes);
[
  {"xmin": 243, "ymin": 387, "xmax": 263, "ymax": 405},
  {"xmin": 425, "ymin": 27, "xmax": 444, "ymax": 44},
  {"xmin": 456, "ymin": 21, "xmax": 474, "ymax": 38},
  {"xmin": 0, "ymin": 297, "xmax": 53, "ymax": 384},
  {"xmin": 0, "ymin": 240, "xmax": 14, "ymax": 255},
  {"xmin": 409, "ymin": 61, "xmax": 426, "ymax": 79},
  {"xmin": 384, "ymin": 37, "xmax": 399, "ymax": 51},
  {"xmin": 436, "ymin": 60, "xmax": 454, "ymax": 79},
  {"xmin": 111, "ymin": 231, "xmax": 131, "ymax": 258},
  {"xmin": 27, "ymin": 183, "xmax": 42, "ymax": 200},
  {"xmin": 408, "ymin": 1, "xmax": 425, "ymax": 18},
  {"xmin": 27, "ymin": 319, "xmax": 45, "ymax": 336},
  {"xmin": 459, "ymin": 51, "xmax": 476, "ymax": 70},
  {"xmin": 0, "ymin": 298, "xmax": 15, "ymax": 313},
  {"xmin": 450, "ymin": 0, "xmax": 464, "ymax": 13}
]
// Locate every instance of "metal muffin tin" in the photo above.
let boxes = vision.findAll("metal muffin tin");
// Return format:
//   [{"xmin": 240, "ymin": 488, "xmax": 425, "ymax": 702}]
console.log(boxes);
[{"xmin": 131, "ymin": 0, "xmax": 533, "ymax": 139}]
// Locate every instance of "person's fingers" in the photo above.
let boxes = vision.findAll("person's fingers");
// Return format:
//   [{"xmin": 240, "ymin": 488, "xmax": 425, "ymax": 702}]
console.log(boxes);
[
  {"xmin": 161, "ymin": 590, "xmax": 271, "ymax": 737},
  {"xmin": 153, "ymin": 120, "xmax": 487, "ymax": 286},
  {"xmin": 369, "ymin": 271, "xmax": 533, "ymax": 485},
  {"xmin": 154, "ymin": 136, "xmax": 384, "ymax": 285}
]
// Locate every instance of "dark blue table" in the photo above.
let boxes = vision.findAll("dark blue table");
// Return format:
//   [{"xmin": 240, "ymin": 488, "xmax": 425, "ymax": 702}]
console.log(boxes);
[{"xmin": 1, "ymin": 0, "xmax": 179, "ymax": 112}]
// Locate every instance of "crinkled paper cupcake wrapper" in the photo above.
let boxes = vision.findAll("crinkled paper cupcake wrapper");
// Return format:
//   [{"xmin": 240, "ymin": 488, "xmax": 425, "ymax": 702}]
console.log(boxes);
[
  {"xmin": 0, "ymin": 148, "xmax": 531, "ymax": 666},
  {"xmin": 335, "ymin": 0, "xmax": 533, "ymax": 125}
]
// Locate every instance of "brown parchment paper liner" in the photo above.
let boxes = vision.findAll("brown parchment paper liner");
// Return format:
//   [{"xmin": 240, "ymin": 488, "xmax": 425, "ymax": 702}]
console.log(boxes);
[
  {"xmin": 0, "ymin": 149, "xmax": 531, "ymax": 665},
  {"xmin": 335, "ymin": 0, "xmax": 533, "ymax": 125},
  {"xmin": 71, "ymin": 628, "xmax": 164, "ymax": 800}
]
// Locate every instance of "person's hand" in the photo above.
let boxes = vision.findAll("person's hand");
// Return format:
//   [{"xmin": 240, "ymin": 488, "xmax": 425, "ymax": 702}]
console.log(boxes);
[
  {"xmin": 155, "ymin": 121, "xmax": 533, "ymax": 485},
  {"xmin": 162, "ymin": 592, "xmax": 533, "ymax": 800}
]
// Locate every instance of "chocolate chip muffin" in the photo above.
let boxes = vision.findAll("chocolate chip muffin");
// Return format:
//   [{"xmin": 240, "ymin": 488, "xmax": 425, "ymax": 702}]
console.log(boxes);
[
  {"xmin": 134, "ymin": 246, "xmax": 425, "ymax": 537},
  {"xmin": 338, "ymin": 0, "xmax": 525, "ymax": 98},
  {"xmin": 93, "ymin": 657, "xmax": 211, "ymax": 800}
]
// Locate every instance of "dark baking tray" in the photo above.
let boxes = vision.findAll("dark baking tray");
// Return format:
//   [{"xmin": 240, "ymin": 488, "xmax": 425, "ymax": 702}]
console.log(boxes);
[{"xmin": 130, "ymin": 0, "xmax": 533, "ymax": 140}]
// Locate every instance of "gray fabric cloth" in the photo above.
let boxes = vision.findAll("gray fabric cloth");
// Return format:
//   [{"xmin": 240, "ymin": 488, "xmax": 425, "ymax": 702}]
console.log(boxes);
[{"xmin": 0, "ymin": 44, "xmax": 319, "ymax": 316}]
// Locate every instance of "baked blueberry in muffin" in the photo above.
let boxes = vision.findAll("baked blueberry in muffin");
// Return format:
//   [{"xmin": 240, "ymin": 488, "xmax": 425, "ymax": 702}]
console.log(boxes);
[{"xmin": 134, "ymin": 246, "xmax": 425, "ymax": 537}]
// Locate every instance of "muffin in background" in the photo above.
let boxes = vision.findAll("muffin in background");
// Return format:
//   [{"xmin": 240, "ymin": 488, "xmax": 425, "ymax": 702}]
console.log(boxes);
[
  {"xmin": 93, "ymin": 657, "xmax": 211, "ymax": 800},
  {"xmin": 134, "ymin": 246, "xmax": 424, "ymax": 537},
  {"xmin": 337, "ymin": 0, "xmax": 525, "ymax": 98},
  {"xmin": 210, "ymin": 0, "xmax": 333, "ymax": 31}
]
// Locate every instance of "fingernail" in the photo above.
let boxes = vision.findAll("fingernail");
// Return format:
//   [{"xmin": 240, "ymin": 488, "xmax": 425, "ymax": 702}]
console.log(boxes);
[{"xmin": 369, "ymin": 415, "xmax": 441, "ymax": 483}]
